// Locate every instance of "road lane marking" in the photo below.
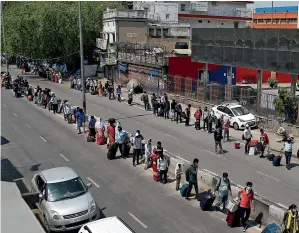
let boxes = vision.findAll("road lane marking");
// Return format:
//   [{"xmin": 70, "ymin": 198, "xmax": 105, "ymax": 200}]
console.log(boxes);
[
  {"xmin": 86, "ymin": 177, "xmax": 100, "ymax": 188},
  {"xmin": 204, "ymin": 149, "xmax": 229, "ymax": 161},
  {"xmin": 56, "ymin": 114, "xmax": 64, "ymax": 119},
  {"xmin": 257, "ymin": 171, "xmax": 280, "ymax": 182},
  {"xmin": 60, "ymin": 153, "xmax": 69, "ymax": 162},
  {"xmin": 164, "ymin": 133, "xmax": 178, "ymax": 140},
  {"xmin": 91, "ymin": 103, "xmax": 97, "ymax": 107},
  {"xmin": 128, "ymin": 212, "xmax": 148, "ymax": 229},
  {"xmin": 3, "ymin": 104, "xmax": 6, "ymax": 108},
  {"xmin": 25, "ymin": 124, "xmax": 31, "ymax": 129},
  {"xmin": 40, "ymin": 136, "xmax": 47, "ymax": 142},
  {"xmin": 13, "ymin": 113, "xmax": 18, "ymax": 117},
  {"xmin": 164, "ymin": 149, "xmax": 190, "ymax": 163},
  {"xmin": 133, "ymin": 120, "xmax": 145, "ymax": 126},
  {"xmin": 133, "ymin": 105, "xmax": 145, "ymax": 110}
]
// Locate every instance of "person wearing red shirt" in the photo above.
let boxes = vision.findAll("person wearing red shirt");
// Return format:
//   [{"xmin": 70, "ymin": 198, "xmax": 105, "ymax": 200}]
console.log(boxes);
[
  {"xmin": 194, "ymin": 107, "xmax": 202, "ymax": 130},
  {"xmin": 238, "ymin": 182, "xmax": 255, "ymax": 232},
  {"xmin": 260, "ymin": 128, "xmax": 269, "ymax": 158}
]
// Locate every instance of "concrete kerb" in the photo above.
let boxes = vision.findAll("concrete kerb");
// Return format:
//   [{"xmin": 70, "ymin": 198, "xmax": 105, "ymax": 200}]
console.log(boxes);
[{"xmin": 28, "ymin": 84, "xmax": 287, "ymax": 228}]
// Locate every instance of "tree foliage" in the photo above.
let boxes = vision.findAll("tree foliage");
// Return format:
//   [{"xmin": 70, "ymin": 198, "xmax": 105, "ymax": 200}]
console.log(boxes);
[
  {"xmin": 274, "ymin": 87, "xmax": 297, "ymax": 123},
  {"xmin": 2, "ymin": 1, "xmax": 126, "ymax": 63},
  {"xmin": 267, "ymin": 77, "xmax": 278, "ymax": 88}
]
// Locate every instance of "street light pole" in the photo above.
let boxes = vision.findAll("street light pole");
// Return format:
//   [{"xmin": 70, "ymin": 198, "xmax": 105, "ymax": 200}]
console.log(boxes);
[
  {"xmin": 79, "ymin": 1, "xmax": 86, "ymax": 113},
  {"xmin": 1, "ymin": 2, "xmax": 8, "ymax": 72}
]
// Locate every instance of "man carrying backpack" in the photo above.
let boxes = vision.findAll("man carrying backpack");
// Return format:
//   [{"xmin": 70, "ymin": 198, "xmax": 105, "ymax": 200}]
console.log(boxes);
[
  {"xmin": 214, "ymin": 172, "xmax": 232, "ymax": 211},
  {"xmin": 185, "ymin": 158, "xmax": 199, "ymax": 200},
  {"xmin": 214, "ymin": 125, "xmax": 223, "ymax": 154}
]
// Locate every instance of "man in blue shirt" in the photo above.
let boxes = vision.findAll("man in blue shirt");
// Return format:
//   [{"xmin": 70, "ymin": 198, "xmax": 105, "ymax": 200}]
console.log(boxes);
[
  {"xmin": 117, "ymin": 126, "xmax": 129, "ymax": 158},
  {"xmin": 89, "ymin": 116, "xmax": 96, "ymax": 137},
  {"xmin": 76, "ymin": 108, "xmax": 85, "ymax": 134}
]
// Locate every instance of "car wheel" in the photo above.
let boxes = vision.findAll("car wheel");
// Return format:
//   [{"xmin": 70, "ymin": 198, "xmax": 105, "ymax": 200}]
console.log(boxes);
[
  {"xmin": 44, "ymin": 216, "xmax": 51, "ymax": 233},
  {"xmin": 233, "ymin": 122, "xmax": 239, "ymax": 130}
]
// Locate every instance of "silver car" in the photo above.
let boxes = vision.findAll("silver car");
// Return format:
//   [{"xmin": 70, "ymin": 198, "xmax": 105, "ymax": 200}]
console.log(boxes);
[{"xmin": 31, "ymin": 167, "xmax": 99, "ymax": 232}]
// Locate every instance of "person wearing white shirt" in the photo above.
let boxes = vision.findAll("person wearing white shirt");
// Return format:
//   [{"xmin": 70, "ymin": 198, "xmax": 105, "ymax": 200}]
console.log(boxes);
[
  {"xmin": 144, "ymin": 139, "xmax": 152, "ymax": 169},
  {"xmin": 243, "ymin": 124, "xmax": 252, "ymax": 154},
  {"xmin": 63, "ymin": 101, "xmax": 72, "ymax": 123},
  {"xmin": 157, "ymin": 154, "xmax": 169, "ymax": 184},
  {"xmin": 133, "ymin": 130, "xmax": 144, "ymax": 166}
]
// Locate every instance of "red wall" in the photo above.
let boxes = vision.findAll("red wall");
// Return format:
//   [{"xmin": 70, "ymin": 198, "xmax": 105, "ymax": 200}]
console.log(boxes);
[{"xmin": 168, "ymin": 56, "xmax": 293, "ymax": 83}]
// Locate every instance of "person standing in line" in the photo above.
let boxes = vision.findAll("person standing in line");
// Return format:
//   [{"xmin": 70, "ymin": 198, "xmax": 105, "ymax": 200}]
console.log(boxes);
[
  {"xmin": 208, "ymin": 110, "xmax": 216, "ymax": 134},
  {"xmin": 141, "ymin": 91, "xmax": 149, "ymax": 110},
  {"xmin": 144, "ymin": 139, "xmax": 152, "ymax": 170},
  {"xmin": 223, "ymin": 116, "xmax": 230, "ymax": 142},
  {"xmin": 260, "ymin": 128, "xmax": 269, "ymax": 158},
  {"xmin": 151, "ymin": 93, "xmax": 157, "ymax": 115},
  {"xmin": 175, "ymin": 102, "xmax": 182, "ymax": 123},
  {"xmin": 171, "ymin": 99, "xmax": 176, "ymax": 120},
  {"xmin": 128, "ymin": 89, "xmax": 133, "ymax": 105},
  {"xmin": 214, "ymin": 172, "xmax": 232, "ymax": 211},
  {"xmin": 281, "ymin": 204, "xmax": 298, "ymax": 233},
  {"xmin": 50, "ymin": 93, "xmax": 58, "ymax": 114},
  {"xmin": 238, "ymin": 182, "xmax": 255, "ymax": 232},
  {"xmin": 63, "ymin": 101, "xmax": 72, "ymax": 123},
  {"xmin": 243, "ymin": 124, "xmax": 252, "ymax": 155},
  {"xmin": 175, "ymin": 163, "xmax": 183, "ymax": 191},
  {"xmin": 202, "ymin": 107, "xmax": 209, "ymax": 131},
  {"xmin": 76, "ymin": 108, "xmax": 85, "ymax": 134},
  {"xmin": 194, "ymin": 106, "xmax": 202, "ymax": 130},
  {"xmin": 214, "ymin": 124, "xmax": 223, "ymax": 154},
  {"xmin": 116, "ymin": 126, "xmax": 130, "ymax": 158},
  {"xmin": 284, "ymin": 136, "xmax": 294, "ymax": 170},
  {"xmin": 133, "ymin": 130, "xmax": 144, "ymax": 167},
  {"xmin": 185, "ymin": 158, "xmax": 199, "ymax": 200},
  {"xmin": 116, "ymin": 85, "xmax": 122, "ymax": 101},
  {"xmin": 157, "ymin": 152, "xmax": 168, "ymax": 184},
  {"xmin": 88, "ymin": 116, "xmax": 97, "ymax": 138},
  {"xmin": 185, "ymin": 104, "xmax": 191, "ymax": 126},
  {"xmin": 77, "ymin": 78, "xmax": 81, "ymax": 91},
  {"xmin": 164, "ymin": 97, "xmax": 170, "ymax": 119}
]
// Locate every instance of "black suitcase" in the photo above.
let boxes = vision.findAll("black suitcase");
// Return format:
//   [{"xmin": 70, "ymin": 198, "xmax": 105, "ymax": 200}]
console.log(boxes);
[
  {"xmin": 267, "ymin": 153, "xmax": 275, "ymax": 161},
  {"xmin": 272, "ymin": 156, "xmax": 281, "ymax": 166}
]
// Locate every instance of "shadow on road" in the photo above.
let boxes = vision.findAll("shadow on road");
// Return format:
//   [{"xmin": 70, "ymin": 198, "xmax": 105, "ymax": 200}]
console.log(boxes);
[
  {"xmin": 1, "ymin": 158, "xmax": 29, "ymax": 194},
  {"xmin": 1, "ymin": 136, "xmax": 10, "ymax": 145}
]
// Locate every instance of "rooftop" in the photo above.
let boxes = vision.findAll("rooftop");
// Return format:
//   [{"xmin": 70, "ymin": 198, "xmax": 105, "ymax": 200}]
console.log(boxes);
[
  {"xmin": 40, "ymin": 166, "xmax": 78, "ymax": 183},
  {"xmin": 103, "ymin": 9, "xmax": 148, "ymax": 20},
  {"xmin": 1, "ymin": 181, "xmax": 45, "ymax": 233}
]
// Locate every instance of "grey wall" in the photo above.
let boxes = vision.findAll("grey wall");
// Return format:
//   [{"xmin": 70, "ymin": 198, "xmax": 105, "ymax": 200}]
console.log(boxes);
[{"xmin": 192, "ymin": 28, "xmax": 299, "ymax": 74}]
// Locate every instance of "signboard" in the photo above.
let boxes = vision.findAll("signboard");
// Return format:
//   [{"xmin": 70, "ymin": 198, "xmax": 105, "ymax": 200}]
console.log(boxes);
[
  {"xmin": 192, "ymin": 28, "xmax": 299, "ymax": 74},
  {"xmin": 127, "ymin": 33, "xmax": 137, "ymax": 38},
  {"xmin": 236, "ymin": 8, "xmax": 253, "ymax": 18},
  {"xmin": 190, "ymin": 2, "xmax": 208, "ymax": 12},
  {"xmin": 96, "ymin": 38, "xmax": 108, "ymax": 50}
]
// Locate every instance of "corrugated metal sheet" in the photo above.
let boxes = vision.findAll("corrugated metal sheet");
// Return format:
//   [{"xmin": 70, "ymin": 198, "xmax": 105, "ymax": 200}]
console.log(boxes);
[{"xmin": 255, "ymin": 6, "xmax": 298, "ymax": 14}]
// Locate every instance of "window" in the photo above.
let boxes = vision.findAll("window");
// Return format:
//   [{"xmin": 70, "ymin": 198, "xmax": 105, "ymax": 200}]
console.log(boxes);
[
  {"xmin": 221, "ymin": 23, "xmax": 224, "ymax": 25},
  {"xmin": 217, "ymin": 106, "xmax": 225, "ymax": 113},
  {"xmin": 234, "ymin": 22, "xmax": 239, "ymax": 29},
  {"xmin": 223, "ymin": 107, "xmax": 234, "ymax": 117},
  {"xmin": 208, "ymin": 21, "xmax": 210, "ymax": 23},
  {"xmin": 166, "ymin": 14, "xmax": 170, "ymax": 20},
  {"xmin": 36, "ymin": 175, "xmax": 45, "ymax": 192},
  {"xmin": 46, "ymin": 178, "xmax": 87, "ymax": 202},
  {"xmin": 149, "ymin": 28, "xmax": 155, "ymax": 37},
  {"xmin": 181, "ymin": 4, "xmax": 185, "ymax": 11},
  {"xmin": 231, "ymin": 106, "xmax": 250, "ymax": 116},
  {"xmin": 198, "ymin": 20, "xmax": 202, "ymax": 23}
]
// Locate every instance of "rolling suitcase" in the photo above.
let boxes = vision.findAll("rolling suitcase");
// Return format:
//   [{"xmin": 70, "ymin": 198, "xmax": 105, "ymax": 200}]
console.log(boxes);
[
  {"xmin": 272, "ymin": 156, "xmax": 281, "ymax": 166},
  {"xmin": 200, "ymin": 192, "xmax": 216, "ymax": 211},
  {"xmin": 226, "ymin": 211, "xmax": 240, "ymax": 228},
  {"xmin": 180, "ymin": 184, "xmax": 188, "ymax": 197},
  {"xmin": 261, "ymin": 223, "xmax": 280, "ymax": 233}
]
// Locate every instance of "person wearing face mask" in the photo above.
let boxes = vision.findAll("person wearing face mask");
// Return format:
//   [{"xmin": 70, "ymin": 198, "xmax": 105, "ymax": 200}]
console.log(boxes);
[
  {"xmin": 282, "ymin": 204, "xmax": 298, "ymax": 233},
  {"xmin": 238, "ymin": 182, "xmax": 255, "ymax": 232},
  {"xmin": 133, "ymin": 130, "xmax": 144, "ymax": 167},
  {"xmin": 214, "ymin": 172, "xmax": 232, "ymax": 211},
  {"xmin": 243, "ymin": 124, "xmax": 252, "ymax": 155}
]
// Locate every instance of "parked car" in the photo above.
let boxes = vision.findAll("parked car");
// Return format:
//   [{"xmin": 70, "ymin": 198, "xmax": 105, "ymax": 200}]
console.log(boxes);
[
  {"xmin": 79, "ymin": 216, "xmax": 135, "ymax": 233},
  {"xmin": 31, "ymin": 167, "xmax": 99, "ymax": 232},
  {"xmin": 212, "ymin": 101, "xmax": 257, "ymax": 130}
]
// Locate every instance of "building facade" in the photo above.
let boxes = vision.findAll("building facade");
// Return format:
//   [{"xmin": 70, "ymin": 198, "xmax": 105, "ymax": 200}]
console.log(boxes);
[{"xmin": 249, "ymin": 6, "xmax": 298, "ymax": 29}]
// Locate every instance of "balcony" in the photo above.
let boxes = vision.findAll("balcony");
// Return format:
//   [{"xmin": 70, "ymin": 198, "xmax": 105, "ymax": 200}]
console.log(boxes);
[
  {"xmin": 249, "ymin": 22, "xmax": 297, "ymax": 29},
  {"xmin": 207, "ymin": 8, "xmax": 252, "ymax": 19},
  {"xmin": 103, "ymin": 10, "xmax": 147, "ymax": 20}
]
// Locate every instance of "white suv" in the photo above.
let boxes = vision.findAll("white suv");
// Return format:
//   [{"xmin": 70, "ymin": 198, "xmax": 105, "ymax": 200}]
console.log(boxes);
[{"xmin": 212, "ymin": 102, "xmax": 256, "ymax": 130}]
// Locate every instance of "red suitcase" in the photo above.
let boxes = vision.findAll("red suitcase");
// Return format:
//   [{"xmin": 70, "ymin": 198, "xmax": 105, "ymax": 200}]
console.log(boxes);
[{"xmin": 226, "ymin": 211, "xmax": 240, "ymax": 228}]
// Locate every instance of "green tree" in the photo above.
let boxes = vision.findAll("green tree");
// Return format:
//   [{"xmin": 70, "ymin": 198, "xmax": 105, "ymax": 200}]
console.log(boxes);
[
  {"xmin": 274, "ymin": 87, "xmax": 297, "ymax": 123},
  {"xmin": 267, "ymin": 76, "xmax": 278, "ymax": 88},
  {"xmin": 2, "ymin": 1, "xmax": 127, "ymax": 63}
]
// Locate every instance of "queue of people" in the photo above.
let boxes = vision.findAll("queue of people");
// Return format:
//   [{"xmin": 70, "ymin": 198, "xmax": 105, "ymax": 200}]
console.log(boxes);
[{"xmin": 15, "ymin": 80, "xmax": 297, "ymax": 233}]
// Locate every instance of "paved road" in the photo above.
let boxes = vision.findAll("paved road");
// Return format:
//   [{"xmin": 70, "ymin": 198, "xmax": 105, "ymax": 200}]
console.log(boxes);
[
  {"xmin": 1, "ymin": 84, "xmax": 264, "ymax": 233},
  {"xmin": 21, "ymin": 74, "xmax": 299, "ymax": 208}
]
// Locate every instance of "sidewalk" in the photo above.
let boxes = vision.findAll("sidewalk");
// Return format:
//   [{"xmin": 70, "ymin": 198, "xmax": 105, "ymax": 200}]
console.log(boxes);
[{"xmin": 121, "ymin": 88, "xmax": 299, "ymax": 159}]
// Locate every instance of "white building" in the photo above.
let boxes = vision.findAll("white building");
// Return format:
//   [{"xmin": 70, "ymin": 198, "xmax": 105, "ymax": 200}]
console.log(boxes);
[{"xmin": 134, "ymin": 1, "xmax": 253, "ymax": 29}]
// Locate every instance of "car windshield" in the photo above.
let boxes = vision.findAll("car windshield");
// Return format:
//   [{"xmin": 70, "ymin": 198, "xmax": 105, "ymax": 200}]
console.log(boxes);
[
  {"xmin": 46, "ymin": 177, "xmax": 87, "ymax": 202},
  {"xmin": 231, "ymin": 106, "xmax": 250, "ymax": 116}
]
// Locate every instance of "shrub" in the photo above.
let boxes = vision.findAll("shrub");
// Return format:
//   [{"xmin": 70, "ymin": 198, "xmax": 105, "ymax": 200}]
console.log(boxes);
[{"xmin": 267, "ymin": 77, "xmax": 278, "ymax": 88}]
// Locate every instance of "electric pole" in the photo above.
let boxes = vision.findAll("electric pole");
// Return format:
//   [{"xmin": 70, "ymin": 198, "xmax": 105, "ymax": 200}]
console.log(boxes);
[{"xmin": 79, "ymin": 1, "xmax": 86, "ymax": 113}]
